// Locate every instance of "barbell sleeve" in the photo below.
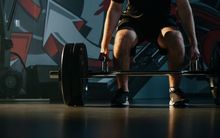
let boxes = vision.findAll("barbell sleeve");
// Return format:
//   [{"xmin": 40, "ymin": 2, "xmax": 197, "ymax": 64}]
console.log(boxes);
[{"xmin": 49, "ymin": 70, "xmax": 60, "ymax": 79}]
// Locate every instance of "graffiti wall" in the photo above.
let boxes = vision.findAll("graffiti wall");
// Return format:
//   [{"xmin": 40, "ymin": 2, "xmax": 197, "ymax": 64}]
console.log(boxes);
[
  {"xmin": 3, "ymin": 0, "xmax": 220, "ymax": 99},
  {"xmin": 7, "ymin": 0, "xmax": 108, "ymax": 67}
]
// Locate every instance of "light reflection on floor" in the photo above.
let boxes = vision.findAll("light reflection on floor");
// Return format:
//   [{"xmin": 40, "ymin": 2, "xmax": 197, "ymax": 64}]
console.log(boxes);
[{"xmin": 0, "ymin": 100, "xmax": 219, "ymax": 138}]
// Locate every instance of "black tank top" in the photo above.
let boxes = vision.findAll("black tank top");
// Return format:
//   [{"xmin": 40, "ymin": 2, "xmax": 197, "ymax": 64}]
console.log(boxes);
[{"xmin": 113, "ymin": 0, "xmax": 171, "ymax": 20}]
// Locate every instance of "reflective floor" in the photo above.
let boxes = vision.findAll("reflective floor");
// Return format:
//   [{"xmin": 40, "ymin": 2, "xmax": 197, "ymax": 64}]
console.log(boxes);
[{"xmin": 0, "ymin": 100, "xmax": 220, "ymax": 138}]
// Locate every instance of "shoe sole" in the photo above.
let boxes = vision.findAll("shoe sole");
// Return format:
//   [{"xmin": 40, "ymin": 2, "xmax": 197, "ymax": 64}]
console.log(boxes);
[
  {"xmin": 111, "ymin": 101, "xmax": 129, "ymax": 107},
  {"xmin": 169, "ymin": 100, "xmax": 189, "ymax": 108}
]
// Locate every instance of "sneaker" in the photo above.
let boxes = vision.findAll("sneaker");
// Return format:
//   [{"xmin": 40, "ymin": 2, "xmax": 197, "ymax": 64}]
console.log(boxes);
[
  {"xmin": 169, "ymin": 88, "xmax": 189, "ymax": 107},
  {"xmin": 111, "ymin": 88, "xmax": 129, "ymax": 107}
]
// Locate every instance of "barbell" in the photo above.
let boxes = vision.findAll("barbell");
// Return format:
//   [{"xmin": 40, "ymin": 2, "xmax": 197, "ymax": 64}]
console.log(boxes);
[{"xmin": 50, "ymin": 43, "xmax": 220, "ymax": 106}]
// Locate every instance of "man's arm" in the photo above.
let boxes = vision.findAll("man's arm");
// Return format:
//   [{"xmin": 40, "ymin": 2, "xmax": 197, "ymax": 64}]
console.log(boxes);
[
  {"xmin": 176, "ymin": 0, "xmax": 200, "ymax": 59},
  {"xmin": 100, "ymin": 0, "xmax": 123, "ymax": 55}
]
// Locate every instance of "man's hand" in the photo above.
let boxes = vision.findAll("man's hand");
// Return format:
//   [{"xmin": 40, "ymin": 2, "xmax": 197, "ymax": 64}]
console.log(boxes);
[
  {"xmin": 190, "ymin": 45, "xmax": 200, "ymax": 61},
  {"xmin": 98, "ymin": 52, "xmax": 110, "ymax": 61},
  {"xmin": 99, "ymin": 50, "xmax": 111, "ymax": 72},
  {"xmin": 100, "ymin": 46, "xmax": 109, "ymax": 55}
]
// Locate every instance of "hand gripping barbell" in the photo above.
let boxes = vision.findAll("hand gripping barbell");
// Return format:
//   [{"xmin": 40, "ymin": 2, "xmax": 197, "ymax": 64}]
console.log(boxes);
[{"xmin": 50, "ymin": 43, "xmax": 220, "ymax": 106}]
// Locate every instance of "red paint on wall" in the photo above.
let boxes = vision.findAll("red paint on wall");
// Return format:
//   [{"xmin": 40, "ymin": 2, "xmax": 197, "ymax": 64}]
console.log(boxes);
[
  {"xmin": 11, "ymin": 32, "xmax": 33, "ymax": 63},
  {"xmin": 18, "ymin": 0, "xmax": 41, "ymax": 20},
  {"xmin": 74, "ymin": 21, "xmax": 85, "ymax": 30},
  {"xmin": 95, "ymin": 0, "xmax": 110, "ymax": 15},
  {"xmin": 44, "ymin": 34, "xmax": 63, "ymax": 58}
]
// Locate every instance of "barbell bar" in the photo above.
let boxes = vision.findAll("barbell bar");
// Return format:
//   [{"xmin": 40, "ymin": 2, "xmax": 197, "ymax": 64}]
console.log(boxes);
[
  {"xmin": 50, "ymin": 70, "xmax": 214, "ymax": 79},
  {"xmin": 50, "ymin": 43, "xmax": 219, "ymax": 106}
]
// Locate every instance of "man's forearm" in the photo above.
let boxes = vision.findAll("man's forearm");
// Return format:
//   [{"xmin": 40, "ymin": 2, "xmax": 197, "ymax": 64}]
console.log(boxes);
[
  {"xmin": 101, "ymin": 2, "xmax": 122, "ymax": 52},
  {"xmin": 177, "ymin": 1, "xmax": 197, "ymax": 46}
]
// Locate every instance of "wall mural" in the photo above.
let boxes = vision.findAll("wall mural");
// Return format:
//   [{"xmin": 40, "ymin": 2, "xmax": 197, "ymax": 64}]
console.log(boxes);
[{"xmin": 3, "ymin": 0, "xmax": 220, "ymax": 99}]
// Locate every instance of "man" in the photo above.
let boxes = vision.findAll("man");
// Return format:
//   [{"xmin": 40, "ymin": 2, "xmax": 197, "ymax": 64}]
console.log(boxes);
[{"xmin": 100, "ymin": 0, "xmax": 200, "ymax": 107}]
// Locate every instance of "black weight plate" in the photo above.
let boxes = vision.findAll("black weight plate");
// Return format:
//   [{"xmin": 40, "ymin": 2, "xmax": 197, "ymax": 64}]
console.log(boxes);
[
  {"xmin": 210, "ymin": 43, "xmax": 220, "ymax": 73},
  {"xmin": 210, "ymin": 44, "xmax": 220, "ymax": 105},
  {"xmin": 72, "ymin": 43, "xmax": 88, "ymax": 106},
  {"xmin": 61, "ymin": 43, "xmax": 88, "ymax": 106},
  {"xmin": 61, "ymin": 44, "xmax": 73, "ymax": 105}
]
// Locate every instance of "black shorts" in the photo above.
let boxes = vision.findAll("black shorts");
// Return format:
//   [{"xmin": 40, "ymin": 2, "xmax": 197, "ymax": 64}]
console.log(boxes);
[{"xmin": 116, "ymin": 14, "xmax": 178, "ymax": 55}]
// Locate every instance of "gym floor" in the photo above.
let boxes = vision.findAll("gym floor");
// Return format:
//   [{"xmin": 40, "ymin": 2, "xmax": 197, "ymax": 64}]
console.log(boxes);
[{"xmin": 0, "ymin": 97, "xmax": 220, "ymax": 138}]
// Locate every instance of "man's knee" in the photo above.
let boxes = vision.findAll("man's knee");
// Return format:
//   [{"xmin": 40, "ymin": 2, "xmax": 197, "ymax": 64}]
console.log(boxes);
[
  {"xmin": 165, "ymin": 30, "xmax": 184, "ymax": 45},
  {"xmin": 165, "ymin": 31, "xmax": 185, "ymax": 55},
  {"xmin": 114, "ymin": 30, "xmax": 137, "ymax": 58},
  {"xmin": 163, "ymin": 30, "xmax": 186, "ymax": 66}
]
